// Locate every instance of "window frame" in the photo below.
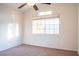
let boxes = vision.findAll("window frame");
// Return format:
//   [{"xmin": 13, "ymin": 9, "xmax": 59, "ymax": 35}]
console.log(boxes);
[{"xmin": 32, "ymin": 17, "xmax": 59, "ymax": 34}]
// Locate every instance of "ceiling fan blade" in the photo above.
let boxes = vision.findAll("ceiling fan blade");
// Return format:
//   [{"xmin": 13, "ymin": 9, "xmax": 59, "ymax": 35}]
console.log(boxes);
[
  {"xmin": 33, "ymin": 5, "xmax": 39, "ymax": 11},
  {"xmin": 18, "ymin": 3, "xmax": 27, "ymax": 9},
  {"xmin": 42, "ymin": 3, "xmax": 51, "ymax": 5}
]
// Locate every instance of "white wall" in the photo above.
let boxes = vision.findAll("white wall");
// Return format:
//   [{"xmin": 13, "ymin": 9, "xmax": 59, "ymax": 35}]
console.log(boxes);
[
  {"xmin": 78, "ymin": 4, "xmax": 79, "ymax": 54},
  {"xmin": 24, "ymin": 4, "xmax": 77, "ymax": 51},
  {"xmin": 0, "ymin": 5, "xmax": 23, "ymax": 51}
]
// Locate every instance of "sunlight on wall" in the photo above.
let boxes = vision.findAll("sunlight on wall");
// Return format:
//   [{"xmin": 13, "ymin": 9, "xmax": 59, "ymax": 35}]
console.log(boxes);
[
  {"xmin": 38, "ymin": 11, "xmax": 52, "ymax": 16},
  {"xmin": 8, "ymin": 23, "xmax": 19, "ymax": 39}
]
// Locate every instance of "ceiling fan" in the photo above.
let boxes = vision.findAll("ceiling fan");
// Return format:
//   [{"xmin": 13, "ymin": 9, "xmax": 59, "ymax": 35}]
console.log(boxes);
[{"xmin": 18, "ymin": 3, "xmax": 51, "ymax": 11}]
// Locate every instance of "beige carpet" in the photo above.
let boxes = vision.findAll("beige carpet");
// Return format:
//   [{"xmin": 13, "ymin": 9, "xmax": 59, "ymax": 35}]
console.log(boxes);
[{"xmin": 0, "ymin": 44, "xmax": 78, "ymax": 56}]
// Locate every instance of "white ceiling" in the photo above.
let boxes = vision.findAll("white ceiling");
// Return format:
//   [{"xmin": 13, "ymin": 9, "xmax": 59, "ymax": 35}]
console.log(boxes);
[
  {"xmin": 0, "ymin": 3, "xmax": 22, "ymax": 8},
  {"xmin": 0, "ymin": 3, "xmax": 33, "ymax": 12},
  {"xmin": 0, "ymin": 3, "xmax": 53, "ymax": 13},
  {"xmin": 0, "ymin": 3, "xmax": 30, "ymax": 9}
]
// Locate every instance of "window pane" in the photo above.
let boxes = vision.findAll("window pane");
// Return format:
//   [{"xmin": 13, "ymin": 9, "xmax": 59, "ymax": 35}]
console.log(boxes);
[
  {"xmin": 32, "ymin": 18, "xmax": 59, "ymax": 34},
  {"xmin": 53, "ymin": 18, "xmax": 59, "ymax": 24}
]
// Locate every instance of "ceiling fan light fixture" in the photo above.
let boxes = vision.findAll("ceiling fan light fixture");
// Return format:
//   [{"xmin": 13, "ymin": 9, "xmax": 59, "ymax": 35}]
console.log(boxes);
[{"xmin": 27, "ymin": 3, "xmax": 35, "ymax": 6}]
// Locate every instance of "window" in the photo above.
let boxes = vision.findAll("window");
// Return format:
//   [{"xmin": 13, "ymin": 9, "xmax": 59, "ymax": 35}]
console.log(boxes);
[{"xmin": 32, "ymin": 18, "xmax": 59, "ymax": 34}]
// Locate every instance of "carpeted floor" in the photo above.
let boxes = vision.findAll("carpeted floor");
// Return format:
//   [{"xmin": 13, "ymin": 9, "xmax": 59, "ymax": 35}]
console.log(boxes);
[{"xmin": 0, "ymin": 44, "xmax": 78, "ymax": 56}]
